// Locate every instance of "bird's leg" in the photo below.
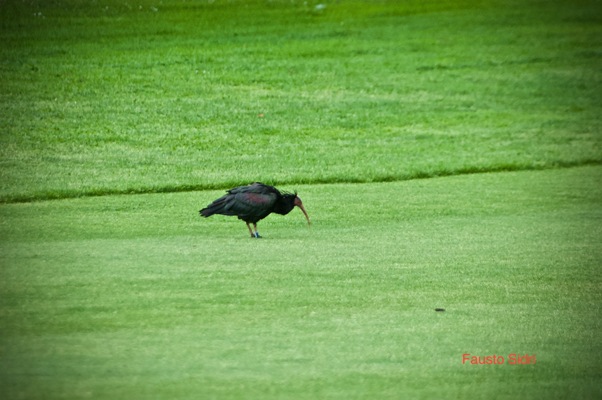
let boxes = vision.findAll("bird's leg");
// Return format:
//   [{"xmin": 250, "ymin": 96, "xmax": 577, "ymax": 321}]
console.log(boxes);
[
  {"xmin": 253, "ymin": 223, "xmax": 261, "ymax": 238},
  {"xmin": 246, "ymin": 222, "xmax": 255, "ymax": 238}
]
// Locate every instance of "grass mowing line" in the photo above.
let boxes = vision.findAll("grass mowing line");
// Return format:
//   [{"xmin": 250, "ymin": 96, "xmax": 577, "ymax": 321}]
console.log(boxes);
[{"xmin": 2, "ymin": 158, "xmax": 602, "ymax": 204}]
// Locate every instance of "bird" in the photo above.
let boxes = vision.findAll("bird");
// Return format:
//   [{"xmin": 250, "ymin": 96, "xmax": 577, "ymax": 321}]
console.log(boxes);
[{"xmin": 199, "ymin": 182, "xmax": 311, "ymax": 238}]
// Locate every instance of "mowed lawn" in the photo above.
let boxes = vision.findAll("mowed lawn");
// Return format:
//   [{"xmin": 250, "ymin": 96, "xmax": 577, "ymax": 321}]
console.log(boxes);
[
  {"xmin": 1, "ymin": 166, "xmax": 601, "ymax": 399},
  {"xmin": 1, "ymin": 0, "xmax": 602, "ymax": 398},
  {"xmin": 1, "ymin": 0, "xmax": 601, "ymax": 202}
]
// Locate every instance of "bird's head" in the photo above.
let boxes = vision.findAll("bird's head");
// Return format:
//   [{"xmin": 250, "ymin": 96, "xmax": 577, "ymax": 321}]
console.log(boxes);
[{"xmin": 293, "ymin": 195, "xmax": 311, "ymax": 226}]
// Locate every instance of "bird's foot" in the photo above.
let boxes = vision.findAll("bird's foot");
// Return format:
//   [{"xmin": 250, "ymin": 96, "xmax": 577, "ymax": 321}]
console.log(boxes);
[{"xmin": 254, "ymin": 232, "xmax": 262, "ymax": 238}]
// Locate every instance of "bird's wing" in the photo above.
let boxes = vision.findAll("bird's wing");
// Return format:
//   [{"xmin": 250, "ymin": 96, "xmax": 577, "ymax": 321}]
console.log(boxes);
[
  {"xmin": 227, "ymin": 190, "xmax": 277, "ymax": 216},
  {"xmin": 201, "ymin": 183, "xmax": 279, "ymax": 220}
]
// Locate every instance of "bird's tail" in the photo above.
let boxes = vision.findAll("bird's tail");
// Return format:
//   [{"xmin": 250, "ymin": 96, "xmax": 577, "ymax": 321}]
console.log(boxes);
[{"xmin": 199, "ymin": 196, "xmax": 228, "ymax": 218}]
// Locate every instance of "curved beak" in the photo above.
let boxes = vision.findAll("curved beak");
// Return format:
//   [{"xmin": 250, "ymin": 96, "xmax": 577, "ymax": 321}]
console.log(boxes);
[{"xmin": 295, "ymin": 197, "xmax": 311, "ymax": 226}]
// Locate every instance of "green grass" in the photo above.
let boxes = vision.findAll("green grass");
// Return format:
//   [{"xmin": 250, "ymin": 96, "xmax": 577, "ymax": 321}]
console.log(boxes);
[
  {"xmin": 1, "ymin": 0, "xmax": 602, "ymax": 398},
  {"xmin": 1, "ymin": 166, "xmax": 601, "ymax": 399},
  {"xmin": 1, "ymin": 0, "xmax": 601, "ymax": 202}
]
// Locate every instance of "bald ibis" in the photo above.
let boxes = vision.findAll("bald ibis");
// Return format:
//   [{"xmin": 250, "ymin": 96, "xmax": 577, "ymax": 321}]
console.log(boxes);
[{"xmin": 199, "ymin": 182, "xmax": 311, "ymax": 238}]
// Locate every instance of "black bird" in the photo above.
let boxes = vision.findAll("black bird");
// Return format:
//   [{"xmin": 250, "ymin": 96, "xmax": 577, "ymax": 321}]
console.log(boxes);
[{"xmin": 199, "ymin": 182, "xmax": 311, "ymax": 238}]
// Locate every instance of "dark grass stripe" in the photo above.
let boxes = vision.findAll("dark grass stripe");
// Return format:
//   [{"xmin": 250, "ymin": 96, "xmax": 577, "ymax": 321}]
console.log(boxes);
[{"xmin": 2, "ymin": 159, "xmax": 601, "ymax": 204}]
